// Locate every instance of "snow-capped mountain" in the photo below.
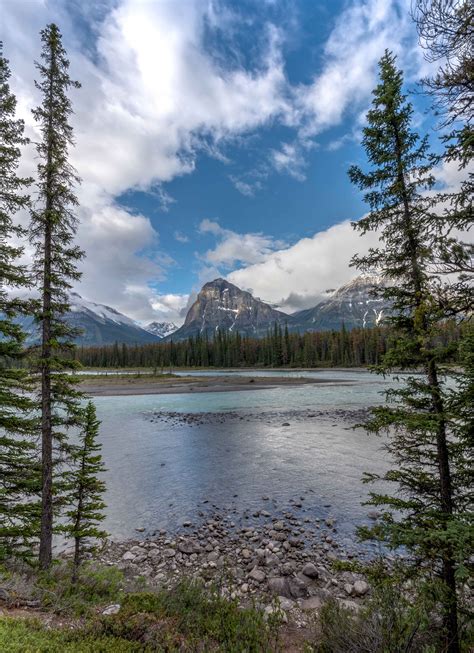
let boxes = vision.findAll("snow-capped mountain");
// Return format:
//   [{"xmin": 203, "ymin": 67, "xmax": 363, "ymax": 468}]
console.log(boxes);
[
  {"xmin": 165, "ymin": 275, "xmax": 390, "ymax": 341},
  {"xmin": 19, "ymin": 293, "xmax": 162, "ymax": 346},
  {"xmin": 165, "ymin": 278, "xmax": 287, "ymax": 341},
  {"xmin": 145, "ymin": 321, "xmax": 178, "ymax": 338},
  {"xmin": 289, "ymin": 274, "xmax": 389, "ymax": 332}
]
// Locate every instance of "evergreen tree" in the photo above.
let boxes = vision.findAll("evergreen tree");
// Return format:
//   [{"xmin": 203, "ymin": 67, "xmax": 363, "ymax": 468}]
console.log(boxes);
[
  {"xmin": 29, "ymin": 24, "xmax": 84, "ymax": 569},
  {"xmin": 413, "ymin": 1, "xmax": 473, "ymax": 273},
  {"xmin": 0, "ymin": 44, "xmax": 40, "ymax": 560},
  {"xmin": 349, "ymin": 51, "xmax": 472, "ymax": 653},
  {"xmin": 62, "ymin": 401, "xmax": 107, "ymax": 581}
]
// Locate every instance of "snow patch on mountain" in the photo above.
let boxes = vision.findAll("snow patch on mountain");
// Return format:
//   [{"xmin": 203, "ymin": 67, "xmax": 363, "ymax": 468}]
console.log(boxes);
[{"xmin": 145, "ymin": 321, "xmax": 178, "ymax": 338}]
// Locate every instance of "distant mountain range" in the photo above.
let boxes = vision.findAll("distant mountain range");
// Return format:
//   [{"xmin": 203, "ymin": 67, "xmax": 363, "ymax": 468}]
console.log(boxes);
[
  {"xmin": 165, "ymin": 275, "xmax": 388, "ymax": 342},
  {"xmin": 18, "ymin": 275, "xmax": 389, "ymax": 346},
  {"xmin": 19, "ymin": 293, "xmax": 162, "ymax": 346},
  {"xmin": 144, "ymin": 321, "xmax": 179, "ymax": 339}
]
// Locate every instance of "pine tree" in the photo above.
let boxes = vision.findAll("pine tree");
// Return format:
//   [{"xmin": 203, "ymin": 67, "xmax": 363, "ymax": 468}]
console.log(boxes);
[
  {"xmin": 349, "ymin": 51, "xmax": 472, "ymax": 653},
  {"xmin": 0, "ymin": 44, "xmax": 40, "ymax": 560},
  {"xmin": 29, "ymin": 24, "xmax": 84, "ymax": 569},
  {"xmin": 62, "ymin": 401, "xmax": 107, "ymax": 582},
  {"xmin": 413, "ymin": 0, "xmax": 473, "ymax": 298}
]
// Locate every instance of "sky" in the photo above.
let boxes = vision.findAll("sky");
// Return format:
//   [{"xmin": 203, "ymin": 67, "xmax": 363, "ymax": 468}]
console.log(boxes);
[{"xmin": 2, "ymin": 0, "xmax": 463, "ymax": 326}]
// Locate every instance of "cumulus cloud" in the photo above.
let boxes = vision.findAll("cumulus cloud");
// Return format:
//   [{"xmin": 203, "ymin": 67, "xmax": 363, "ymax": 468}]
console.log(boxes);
[
  {"xmin": 2, "ymin": 0, "xmax": 433, "ymax": 322},
  {"xmin": 198, "ymin": 219, "xmax": 286, "ymax": 268},
  {"xmin": 228, "ymin": 220, "xmax": 381, "ymax": 313}
]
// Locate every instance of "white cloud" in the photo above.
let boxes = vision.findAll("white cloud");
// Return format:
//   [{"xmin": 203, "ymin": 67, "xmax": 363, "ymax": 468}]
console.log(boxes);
[
  {"xmin": 228, "ymin": 220, "xmax": 381, "ymax": 312},
  {"xmin": 270, "ymin": 141, "xmax": 308, "ymax": 181},
  {"xmin": 198, "ymin": 219, "xmax": 286, "ymax": 268},
  {"xmin": 3, "ymin": 0, "xmax": 436, "ymax": 323},
  {"xmin": 174, "ymin": 231, "xmax": 189, "ymax": 243}
]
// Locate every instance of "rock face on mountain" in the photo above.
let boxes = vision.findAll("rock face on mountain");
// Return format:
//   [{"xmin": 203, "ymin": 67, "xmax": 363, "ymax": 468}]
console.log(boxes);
[
  {"xmin": 145, "ymin": 321, "xmax": 178, "ymax": 339},
  {"xmin": 166, "ymin": 278, "xmax": 287, "ymax": 341},
  {"xmin": 289, "ymin": 275, "xmax": 389, "ymax": 332},
  {"xmin": 20, "ymin": 293, "xmax": 162, "ymax": 346}
]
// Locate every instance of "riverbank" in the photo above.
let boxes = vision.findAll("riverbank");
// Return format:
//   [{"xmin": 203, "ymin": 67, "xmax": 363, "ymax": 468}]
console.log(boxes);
[
  {"xmin": 79, "ymin": 373, "xmax": 355, "ymax": 396},
  {"xmin": 97, "ymin": 503, "xmax": 375, "ymax": 617}
]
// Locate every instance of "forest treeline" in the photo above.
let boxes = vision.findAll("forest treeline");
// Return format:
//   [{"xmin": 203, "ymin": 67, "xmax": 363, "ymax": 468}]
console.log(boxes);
[{"xmin": 73, "ymin": 321, "xmax": 466, "ymax": 369}]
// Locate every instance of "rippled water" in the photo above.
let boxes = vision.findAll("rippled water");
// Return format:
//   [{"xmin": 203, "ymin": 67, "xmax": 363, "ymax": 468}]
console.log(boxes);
[{"xmin": 93, "ymin": 369, "xmax": 395, "ymax": 547}]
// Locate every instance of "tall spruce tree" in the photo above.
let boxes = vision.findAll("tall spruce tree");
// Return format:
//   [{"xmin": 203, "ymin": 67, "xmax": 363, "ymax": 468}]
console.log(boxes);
[
  {"xmin": 30, "ymin": 24, "xmax": 84, "ymax": 569},
  {"xmin": 62, "ymin": 401, "xmax": 107, "ymax": 582},
  {"xmin": 349, "ymin": 51, "xmax": 472, "ymax": 653},
  {"xmin": 0, "ymin": 44, "xmax": 40, "ymax": 560}
]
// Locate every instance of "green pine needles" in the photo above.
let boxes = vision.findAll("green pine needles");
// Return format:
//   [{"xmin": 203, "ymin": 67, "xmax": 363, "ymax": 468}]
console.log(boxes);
[
  {"xmin": 62, "ymin": 401, "xmax": 107, "ymax": 582},
  {"xmin": 29, "ymin": 24, "xmax": 85, "ymax": 569},
  {"xmin": 0, "ymin": 44, "xmax": 40, "ymax": 561},
  {"xmin": 350, "ymin": 51, "xmax": 473, "ymax": 653}
]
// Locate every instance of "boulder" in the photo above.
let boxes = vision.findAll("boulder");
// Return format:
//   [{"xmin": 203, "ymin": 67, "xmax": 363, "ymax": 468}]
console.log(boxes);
[
  {"xmin": 248, "ymin": 568, "xmax": 266, "ymax": 583},
  {"xmin": 353, "ymin": 580, "xmax": 369, "ymax": 596},
  {"xmin": 301, "ymin": 562, "xmax": 319, "ymax": 579}
]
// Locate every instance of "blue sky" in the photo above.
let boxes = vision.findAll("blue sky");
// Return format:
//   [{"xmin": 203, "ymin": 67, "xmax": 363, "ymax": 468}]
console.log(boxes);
[{"xmin": 4, "ymin": 0, "xmax": 458, "ymax": 324}]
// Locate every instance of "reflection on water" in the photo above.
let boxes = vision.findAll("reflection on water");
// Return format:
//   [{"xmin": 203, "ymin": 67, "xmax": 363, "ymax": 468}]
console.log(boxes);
[{"xmin": 94, "ymin": 370, "xmax": 394, "ymax": 545}]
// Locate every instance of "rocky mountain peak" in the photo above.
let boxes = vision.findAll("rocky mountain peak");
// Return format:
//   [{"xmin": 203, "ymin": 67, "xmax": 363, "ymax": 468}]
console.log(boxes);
[{"xmin": 169, "ymin": 277, "xmax": 286, "ymax": 340}]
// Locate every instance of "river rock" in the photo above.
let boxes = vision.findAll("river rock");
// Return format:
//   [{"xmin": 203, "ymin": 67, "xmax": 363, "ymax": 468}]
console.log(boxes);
[
  {"xmin": 353, "ymin": 580, "xmax": 369, "ymax": 596},
  {"xmin": 301, "ymin": 562, "xmax": 319, "ymax": 579},
  {"xmin": 277, "ymin": 596, "xmax": 294, "ymax": 611},
  {"xmin": 122, "ymin": 551, "xmax": 135, "ymax": 561},
  {"xmin": 248, "ymin": 568, "xmax": 266, "ymax": 583},
  {"xmin": 300, "ymin": 596, "xmax": 322, "ymax": 611},
  {"xmin": 177, "ymin": 540, "xmax": 201, "ymax": 555}
]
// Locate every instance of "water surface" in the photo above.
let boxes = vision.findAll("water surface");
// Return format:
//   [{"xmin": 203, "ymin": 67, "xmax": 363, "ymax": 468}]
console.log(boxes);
[{"xmin": 95, "ymin": 370, "xmax": 394, "ymax": 548}]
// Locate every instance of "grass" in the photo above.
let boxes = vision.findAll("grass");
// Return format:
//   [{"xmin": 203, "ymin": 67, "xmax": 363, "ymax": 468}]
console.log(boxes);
[
  {"xmin": 0, "ymin": 618, "xmax": 141, "ymax": 653},
  {"xmin": 0, "ymin": 563, "xmax": 281, "ymax": 652}
]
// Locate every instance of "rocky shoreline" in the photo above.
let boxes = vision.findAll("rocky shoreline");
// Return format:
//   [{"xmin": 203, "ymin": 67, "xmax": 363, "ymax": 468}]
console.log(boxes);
[{"xmin": 96, "ymin": 503, "xmax": 384, "ymax": 625}]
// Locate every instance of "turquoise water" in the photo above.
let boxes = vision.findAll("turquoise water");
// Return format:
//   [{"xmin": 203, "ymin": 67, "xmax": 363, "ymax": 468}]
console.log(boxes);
[{"xmin": 93, "ymin": 370, "xmax": 394, "ymax": 545}]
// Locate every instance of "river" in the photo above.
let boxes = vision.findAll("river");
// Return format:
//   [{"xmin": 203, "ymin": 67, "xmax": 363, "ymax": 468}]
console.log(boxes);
[{"xmin": 93, "ymin": 369, "xmax": 395, "ymax": 552}]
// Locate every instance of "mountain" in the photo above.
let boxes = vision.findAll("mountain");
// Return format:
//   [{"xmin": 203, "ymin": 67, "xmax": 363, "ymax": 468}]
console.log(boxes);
[
  {"xmin": 165, "ymin": 278, "xmax": 287, "ymax": 341},
  {"xmin": 145, "ymin": 321, "xmax": 178, "ymax": 339},
  {"xmin": 289, "ymin": 274, "xmax": 389, "ymax": 332},
  {"xmin": 20, "ymin": 293, "xmax": 162, "ymax": 346}
]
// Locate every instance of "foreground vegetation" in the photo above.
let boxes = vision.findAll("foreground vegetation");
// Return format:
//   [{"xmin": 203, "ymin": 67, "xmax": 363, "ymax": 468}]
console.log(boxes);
[{"xmin": 0, "ymin": 560, "xmax": 472, "ymax": 652}]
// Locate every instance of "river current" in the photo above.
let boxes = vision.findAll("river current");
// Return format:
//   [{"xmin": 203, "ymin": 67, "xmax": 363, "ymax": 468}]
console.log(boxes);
[{"xmin": 93, "ymin": 369, "xmax": 395, "ymax": 550}]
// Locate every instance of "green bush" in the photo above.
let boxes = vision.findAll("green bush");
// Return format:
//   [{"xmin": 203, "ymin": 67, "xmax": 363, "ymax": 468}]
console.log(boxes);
[
  {"xmin": 93, "ymin": 581, "xmax": 280, "ymax": 651},
  {"xmin": 0, "ymin": 617, "xmax": 141, "ymax": 653},
  {"xmin": 314, "ymin": 582, "xmax": 471, "ymax": 653}
]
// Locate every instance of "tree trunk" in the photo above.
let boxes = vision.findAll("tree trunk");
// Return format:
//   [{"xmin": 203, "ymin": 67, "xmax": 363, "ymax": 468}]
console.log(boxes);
[{"xmin": 427, "ymin": 358, "xmax": 459, "ymax": 653}]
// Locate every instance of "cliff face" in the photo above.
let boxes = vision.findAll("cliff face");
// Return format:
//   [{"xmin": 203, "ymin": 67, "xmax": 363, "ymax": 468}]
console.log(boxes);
[{"xmin": 168, "ymin": 278, "xmax": 287, "ymax": 340}]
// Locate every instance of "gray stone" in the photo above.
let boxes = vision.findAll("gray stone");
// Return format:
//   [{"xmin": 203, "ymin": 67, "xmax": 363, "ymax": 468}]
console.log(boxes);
[
  {"xmin": 302, "ymin": 562, "xmax": 319, "ymax": 579},
  {"xmin": 300, "ymin": 596, "xmax": 323, "ymax": 610},
  {"xmin": 177, "ymin": 540, "xmax": 201, "ymax": 555},
  {"xmin": 248, "ymin": 568, "xmax": 266, "ymax": 583},
  {"xmin": 122, "ymin": 551, "xmax": 135, "ymax": 561},
  {"xmin": 277, "ymin": 596, "xmax": 295, "ymax": 611},
  {"xmin": 102, "ymin": 604, "xmax": 121, "ymax": 616},
  {"xmin": 353, "ymin": 580, "xmax": 369, "ymax": 596}
]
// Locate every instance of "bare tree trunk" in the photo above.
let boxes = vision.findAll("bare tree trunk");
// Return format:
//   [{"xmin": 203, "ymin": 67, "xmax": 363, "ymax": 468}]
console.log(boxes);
[{"xmin": 427, "ymin": 359, "xmax": 459, "ymax": 653}]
